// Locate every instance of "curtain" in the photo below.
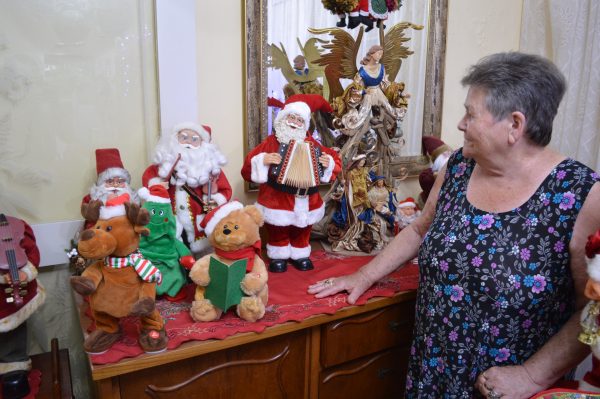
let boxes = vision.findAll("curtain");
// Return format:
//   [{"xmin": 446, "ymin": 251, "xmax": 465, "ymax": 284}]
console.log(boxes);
[
  {"xmin": 520, "ymin": 1, "xmax": 600, "ymax": 171},
  {"xmin": 267, "ymin": 0, "xmax": 429, "ymax": 155}
]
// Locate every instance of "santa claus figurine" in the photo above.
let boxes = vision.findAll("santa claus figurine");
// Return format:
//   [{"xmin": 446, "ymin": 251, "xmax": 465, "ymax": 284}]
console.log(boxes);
[
  {"xmin": 241, "ymin": 94, "xmax": 342, "ymax": 272},
  {"xmin": 0, "ymin": 215, "xmax": 45, "ymax": 399},
  {"xmin": 82, "ymin": 148, "xmax": 137, "ymax": 228},
  {"xmin": 143, "ymin": 123, "xmax": 232, "ymax": 254},
  {"xmin": 417, "ymin": 136, "xmax": 453, "ymax": 209},
  {"xmin": 395, "ymin": 197, "xmax": 422, "ymax": 231}
]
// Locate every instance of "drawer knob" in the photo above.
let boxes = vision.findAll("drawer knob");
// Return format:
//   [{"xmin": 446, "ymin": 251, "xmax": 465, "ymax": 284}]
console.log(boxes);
[
  {"xmin": 388, "ymin": 320, "xmax": 402, "ymax": 332},
  {"xmin": 378, "ymin": 368, "xmax": 393, "ymax": 379}
]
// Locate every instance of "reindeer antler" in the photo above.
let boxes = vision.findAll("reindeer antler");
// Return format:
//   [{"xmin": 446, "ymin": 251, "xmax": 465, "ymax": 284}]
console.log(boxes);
[
  {"xmin": 125, "ymin": 203, "xmax": 150, "ymax": 236},
  {"xmin": 81, "ymin": 200, "xmax": 102, "ymax": 223}
]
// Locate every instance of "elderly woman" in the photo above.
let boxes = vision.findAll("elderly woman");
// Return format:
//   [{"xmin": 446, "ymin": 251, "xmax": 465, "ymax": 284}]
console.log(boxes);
[{"xmin": 309, "ymin": 52, "xmax": 600, "ymax": 398}]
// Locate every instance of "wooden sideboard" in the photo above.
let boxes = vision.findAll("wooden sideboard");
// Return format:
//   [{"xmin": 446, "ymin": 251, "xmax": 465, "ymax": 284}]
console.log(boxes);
[{"xmin": 84, "ymin": 291, "xmax": 416, "ymax": 399}]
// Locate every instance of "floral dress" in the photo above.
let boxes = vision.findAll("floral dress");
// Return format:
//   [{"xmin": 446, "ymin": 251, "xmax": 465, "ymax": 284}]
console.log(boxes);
[{"xmin": 405, "ymin": 149, "xmax": 599, "ymax": 398}]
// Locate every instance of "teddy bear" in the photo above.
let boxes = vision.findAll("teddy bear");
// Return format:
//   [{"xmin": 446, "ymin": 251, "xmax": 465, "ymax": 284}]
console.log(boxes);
[
  {"xmin": 188, "ymin": 201, "xmax": 268, "ymax": 323},
  {"xmin": 70, "ymin": 194, "xmax": 168, "ymax": 354}
]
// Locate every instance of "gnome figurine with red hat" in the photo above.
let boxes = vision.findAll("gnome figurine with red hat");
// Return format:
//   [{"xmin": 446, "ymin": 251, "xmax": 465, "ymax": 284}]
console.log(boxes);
[
  {"xmin": 138, "ymin": 185, "xmax": 195, "ymax": 302},
  {"xmin": 241, "ymin": 94, "xmax": 342, "ymax": 273},
  {"xmin": 417, "ymin": 136, "xmax": 453, "ymax": 208},
  {"xmin": 82, "ymin": 148, "xmax": 137, "ymax": 227},
  {"xmin": 143, "ymin": 122, "xmax": 233, "ymax": 255}
]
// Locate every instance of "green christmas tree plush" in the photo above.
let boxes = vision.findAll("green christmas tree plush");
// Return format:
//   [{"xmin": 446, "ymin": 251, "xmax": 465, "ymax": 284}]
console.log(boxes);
[{"xmin": 138, "ymin": 185, "xmax": 195, "ymax": 301}]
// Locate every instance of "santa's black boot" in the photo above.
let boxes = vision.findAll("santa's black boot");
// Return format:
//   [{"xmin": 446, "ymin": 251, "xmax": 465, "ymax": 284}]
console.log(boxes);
[
  {"xmin": 362, "ymin": 16, "xmax": 374, "ymax": 32},
  {"xmin": 2, "ymin": 370, "xmax": 30, "ymax": 399},
  {"xmin": 269, "ymin": 259, "xmax": 287, "ymax": 273},
  {"xmin": 336, "ymin": 16, "xmax": 347, "ymax": 27},
  {"xmin": 348, "ymin": 15, "xmax": 361, "ymax": 29}
]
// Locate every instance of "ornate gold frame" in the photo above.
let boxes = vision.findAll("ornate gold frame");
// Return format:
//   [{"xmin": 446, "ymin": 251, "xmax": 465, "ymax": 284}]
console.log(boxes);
[{"xmin": 242, "ymin": 0, "xmax": 447, "ymax": 190}]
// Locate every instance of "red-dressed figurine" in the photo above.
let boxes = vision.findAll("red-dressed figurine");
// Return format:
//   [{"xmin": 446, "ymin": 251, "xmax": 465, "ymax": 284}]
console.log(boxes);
[{"xmin": 241, "ymin": 94, "xmax": 342, "ymax": 272}]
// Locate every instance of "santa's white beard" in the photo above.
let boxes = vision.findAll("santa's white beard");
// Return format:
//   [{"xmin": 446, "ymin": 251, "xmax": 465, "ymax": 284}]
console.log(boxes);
[
  {"xmin": 90, "ymin": 185, "xmax": 134, "ymax": 203},
  {"xmin": 397, "ymin": 211, "xmax": 420, "ymax": 229},
  {"xmin": 153, "ymin": 134, "xmax": 227, "ymax": 188},
  {"xmin": 274, "ymin": 119, "xmax": 307, "ymax": 144}
]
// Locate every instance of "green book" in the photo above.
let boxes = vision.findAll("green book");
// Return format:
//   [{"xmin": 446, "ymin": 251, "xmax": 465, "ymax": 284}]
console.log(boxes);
[{"xmin": 204, "ymin": 257, "xmax": 247, "ymax": 311}]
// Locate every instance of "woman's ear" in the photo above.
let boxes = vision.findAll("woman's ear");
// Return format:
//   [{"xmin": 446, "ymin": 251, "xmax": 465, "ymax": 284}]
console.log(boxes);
[{"xmin": 507, "ymin": 111, "xmax": 526, "ymax": 145}]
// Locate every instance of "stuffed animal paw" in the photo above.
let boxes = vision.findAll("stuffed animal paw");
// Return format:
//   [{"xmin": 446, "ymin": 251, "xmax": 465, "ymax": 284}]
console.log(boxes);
[
  {"xmin": 190, "ymin": 298, "xmax": 222, "ymax": 322},
  {"xmin": 70, "ymin": 276, "xmax": 97, "ymax": 296},
  {"xmin": 238, "ymin": 296, "xmax": 266, "ymax": 322},
  {"xmin": 241, "ymin": 272, "xmax": 266, "ymax": 296}
]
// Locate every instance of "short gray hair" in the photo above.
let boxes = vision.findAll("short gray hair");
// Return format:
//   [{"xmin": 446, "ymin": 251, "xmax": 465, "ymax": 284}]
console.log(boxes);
[{"xmin": 461, "ymin": 52, "xmax": 566, "ymax": 146}]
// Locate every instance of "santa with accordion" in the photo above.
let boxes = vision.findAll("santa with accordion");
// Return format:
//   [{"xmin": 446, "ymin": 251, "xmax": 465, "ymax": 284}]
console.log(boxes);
[{"xmin": 242, "ymin": 94, "xmax": 342, "ymax": 273}]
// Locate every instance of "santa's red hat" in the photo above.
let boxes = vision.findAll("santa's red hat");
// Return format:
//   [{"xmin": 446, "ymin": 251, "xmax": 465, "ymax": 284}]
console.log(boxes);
[
  {"xmin": 95, "ymin": 148, "xmax": 130, "ymax": 185},
  {"xmin": 138, "ymin": 185, "xmax": 171, "ymax": 204},
  {"xmin": 422, "ymin": 136, "xmax": 452, "ymax": 172},
  {"xmin": 172, "ymin": 122, "xmax": 212, "ymax": 143},
  {"xmin": 397, "ymin": 197, "xmax": 417, "ymax": 209},
  {"xmin": 586, "ymin": 230, "xmax": 600, "ymax": 281},
  {"xmin": 274, "ymin": 94, "xmax": 333, "ymax": 131},
  {"xmin": 199, "ymin": 201, "xmax": 244, "ymax": 237},
  {"xmin": 99, "ymin": 193, "xmax": 130, "ymax": 219}
]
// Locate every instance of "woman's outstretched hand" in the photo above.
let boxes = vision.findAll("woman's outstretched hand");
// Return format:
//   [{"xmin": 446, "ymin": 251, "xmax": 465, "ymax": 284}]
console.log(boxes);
[{"xmin": 307, "ymin": 269, "xmax": 373, "ymax": 304}]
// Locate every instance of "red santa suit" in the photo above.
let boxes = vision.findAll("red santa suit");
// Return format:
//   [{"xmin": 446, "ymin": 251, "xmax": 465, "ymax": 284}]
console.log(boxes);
[
  {"xmin": 143, "ymin": 123, "xmax": 232, "ymax": 253},
  {"xmin": 241, "ymin": 95, "xmax": 341, "ymax": 262},
  {"xmin": 0, "ymin": 216, "xmax": 45, "ymax": 375}
]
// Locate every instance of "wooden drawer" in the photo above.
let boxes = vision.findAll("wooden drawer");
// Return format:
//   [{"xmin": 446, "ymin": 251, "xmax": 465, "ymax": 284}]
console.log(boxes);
[
  {"xmin": 117, "ymin": 331, "xmax": 309, "ymax": 399},
  {"xmin": 319, "ymin": 346, "xmax": 410, "ymax": 399},
  {"xmin": 320, "ymin": 300, "xmax": 415, "ymax": 368}
]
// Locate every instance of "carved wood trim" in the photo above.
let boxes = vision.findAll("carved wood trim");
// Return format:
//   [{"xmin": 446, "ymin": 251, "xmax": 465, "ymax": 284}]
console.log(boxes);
[
  {"xmin": 328, "ymin": 308, "xmax": 386, "ymax": 331},
  {"xmin": 321, "ymin": 349, "xmax": 392, "ymax": 384},
  {"xmin": 144, "ymin": 345, "xmax": 290, "ymax": 398}
]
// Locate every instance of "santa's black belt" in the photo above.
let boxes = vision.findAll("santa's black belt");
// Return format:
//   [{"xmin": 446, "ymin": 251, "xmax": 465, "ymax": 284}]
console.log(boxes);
[{"xmin": 267, "ymin": 180, "xmax": 319, "ymax": 196}]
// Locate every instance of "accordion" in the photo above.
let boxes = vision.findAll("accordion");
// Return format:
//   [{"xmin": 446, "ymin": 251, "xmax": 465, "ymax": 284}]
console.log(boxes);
[{"xmin": 268, "ymin": 140, "xmax": 323, "ymax": 196}]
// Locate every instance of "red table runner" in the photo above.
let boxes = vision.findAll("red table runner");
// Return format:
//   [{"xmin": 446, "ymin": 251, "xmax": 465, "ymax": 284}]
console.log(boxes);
[{"xmin": 87, "ymin": 250, "xmax": 419, "ymax": 365}]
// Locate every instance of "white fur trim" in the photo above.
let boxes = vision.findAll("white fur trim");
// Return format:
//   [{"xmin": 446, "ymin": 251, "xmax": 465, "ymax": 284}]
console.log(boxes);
[
  {"xmin": 432, "ymin": 152, "xmax": 451, "ymax": 173},
  {"xmin": 195, "ymin": 213, "xmax": 205, "ymax": 231},
  {"xmin": 172, "ymin": 122, "xmax": 210, "ymax": 142},
  {"xmin": 204, "ymin": 201, "xmax": 244, "ymax": 236},
  {"xmin": 148, "ymin": 177, "xmax": 165, "ymax": 187},
  {"xmin": 349, "ymin": 11, "xmax": 359, "ymax": 16},
  {"xmin": 211, "ymin": 193, "xmax": 227, "ymax": 206},
  {"xmin": 320, "ymin": 154, "xmax": 335, "ymax": 183},
  {"xmin": 0, "ymin": 282, "xmax": 45, "ymax": 333},
  {"xmin": 138, "ymin": 187, "xmax": 171, "ymax": 204},
  {"xmin": 587, "ymin": 256, "xmax": 600, "ymax": 282},
  {"xmin": 190, "ymin": 238, "xmax": 211, "ymax": 253},
  {"xmin": 398, "ymin": 201, "xmax": 416, "ymax": 209},
  {"xmin": 251, "ymin": 153, "xmax": 270, "ymax": 184},
  {"xmin": 290, "ymin": 245, "xmax": 311, "ymax": 260},
  {"xmin": 175, "ymin": 188, "xmax": 194, "ymax": 240},
  {"xmin": 255, "ymin": 200, "xmax": 324, "ymax": 228},
  {"xmin": 359, "ymin": 9, "xmax": 370, "ymax": 16},
  {"xmin": 97, "ymin": 167, "xmax": 130, "ymax": 185},
  {"xmin": 0, "ymin": 359, "xmax": 31, "ymax": 374},
  {"xmin": 99, "ymin": 204, "xmax": 126, "ymax": 219},
  {"xmin": 275, "ymin": 102, "xmax": 311, "ymax": 131},
  {"xmin": 267, "ymin": 244, "xmax": 291, "ymax": 259}
]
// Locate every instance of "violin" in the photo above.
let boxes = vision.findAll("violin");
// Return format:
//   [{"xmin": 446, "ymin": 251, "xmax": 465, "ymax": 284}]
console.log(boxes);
[{"xmin": 0, "ymin": 214, "xmax": 28, "ymax": 307}]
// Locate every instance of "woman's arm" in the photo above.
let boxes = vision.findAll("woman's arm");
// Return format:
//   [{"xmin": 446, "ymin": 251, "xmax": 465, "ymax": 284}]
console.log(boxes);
[
  {"xmin": 308, "ymin": 163, "xmax": 447, "ymax": 304},
  {"xmin": 477, "ymin": 182, "xmax": 600, "ymax": 398}
]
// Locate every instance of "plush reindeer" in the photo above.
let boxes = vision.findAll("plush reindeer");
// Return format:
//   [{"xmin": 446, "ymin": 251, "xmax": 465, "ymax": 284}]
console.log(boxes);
[{"xmin": 70, "ymin": 194, "xmax": 168, "ymax": 354}]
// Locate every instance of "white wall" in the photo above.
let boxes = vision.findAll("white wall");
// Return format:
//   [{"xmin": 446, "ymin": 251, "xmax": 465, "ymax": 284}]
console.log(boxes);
[{"xmin": 441, "ymin": 0, "xmax": 523, "ymax": 149}]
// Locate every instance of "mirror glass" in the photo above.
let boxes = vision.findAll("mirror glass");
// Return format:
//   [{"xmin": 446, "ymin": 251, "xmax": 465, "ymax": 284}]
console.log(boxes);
[{"xmin": 244, "ymin": 0, "xmax": 447, "ymax": 189}]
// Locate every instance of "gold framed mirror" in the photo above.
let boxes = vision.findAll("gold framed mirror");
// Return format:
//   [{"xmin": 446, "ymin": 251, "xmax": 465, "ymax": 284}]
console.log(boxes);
[{"xmin": 243, "ymin": 0, "xmax": 447, "ymax": 191}]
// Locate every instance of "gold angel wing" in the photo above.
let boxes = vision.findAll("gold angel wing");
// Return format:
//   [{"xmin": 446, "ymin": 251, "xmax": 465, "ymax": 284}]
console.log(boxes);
[
  {"xmin": 381, "ymin": 22, "xmax": 424, "ymax": 82},
  {"xmin": 308, "ymin": 26, "xmax": 364, "ymax": 102},
  {"xmin": 268, "ymin": 43, "xmax": 300, "ymax": 86}
]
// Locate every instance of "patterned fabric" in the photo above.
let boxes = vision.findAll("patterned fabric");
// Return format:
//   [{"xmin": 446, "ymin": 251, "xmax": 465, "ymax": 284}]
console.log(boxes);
[
  {"xmin": 105, "ymin": 251, "xmax": 162, "ymax": 284},
  {"xmin": 406, "ymin": 149, "xmax": 599, "ymax": 398}
]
